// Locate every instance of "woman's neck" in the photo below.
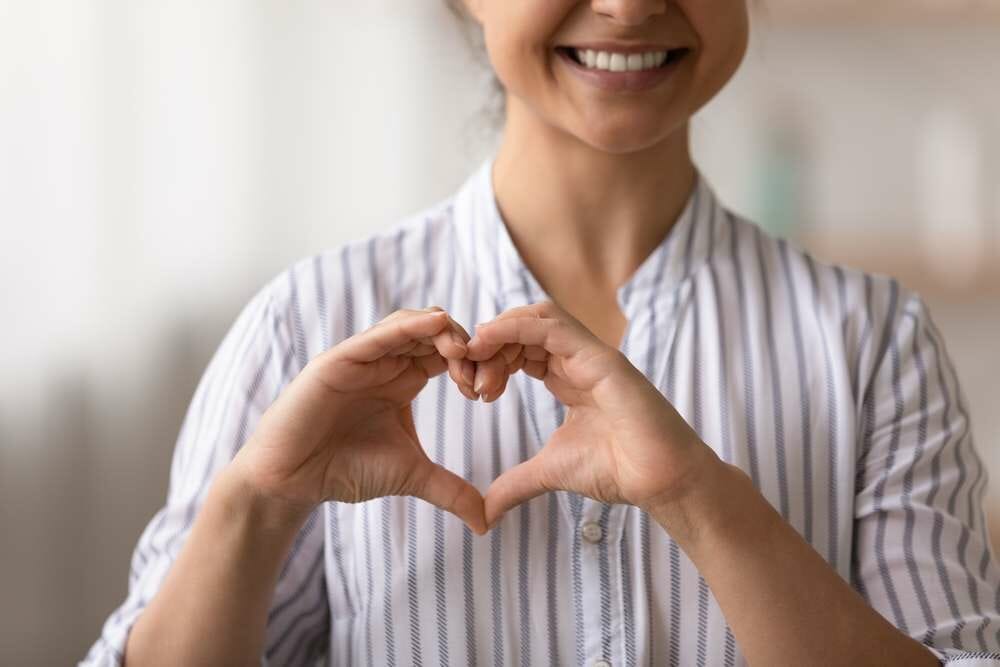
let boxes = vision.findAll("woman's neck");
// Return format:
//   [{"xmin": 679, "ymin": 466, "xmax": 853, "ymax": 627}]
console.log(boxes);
[{"xmin": 491, "ymin": 99, "xmax": 698, "ymax": 302}]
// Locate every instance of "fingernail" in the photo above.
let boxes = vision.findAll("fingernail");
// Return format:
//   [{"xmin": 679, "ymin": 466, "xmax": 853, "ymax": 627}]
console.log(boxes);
[
  {"xmin": 473, "ymin": 368, "xmax": 485, "ymax": 394},
  {"xmin": 462, "ymin": 361, "xmax": 475, "ymax": 385}
]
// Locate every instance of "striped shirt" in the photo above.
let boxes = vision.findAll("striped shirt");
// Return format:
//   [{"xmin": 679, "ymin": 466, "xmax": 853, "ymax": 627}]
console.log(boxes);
[{"xmin": 82, "ymin": 154, "xmax": 1000, "ymax": 666}]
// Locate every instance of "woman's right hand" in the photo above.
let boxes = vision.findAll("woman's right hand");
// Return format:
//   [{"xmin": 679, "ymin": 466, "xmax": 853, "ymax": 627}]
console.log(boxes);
[{"xmin": 230, "ymin": 306, "xmax": 488, "ymax": 534}]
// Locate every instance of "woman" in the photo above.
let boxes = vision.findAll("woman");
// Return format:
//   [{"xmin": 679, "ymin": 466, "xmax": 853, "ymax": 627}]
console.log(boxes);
[{"xmin": 83, "ymin": 1, "xmax": 1000, "ymax": 665}]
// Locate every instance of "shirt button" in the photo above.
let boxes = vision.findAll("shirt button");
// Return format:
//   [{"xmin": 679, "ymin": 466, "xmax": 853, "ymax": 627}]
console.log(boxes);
[
  {"xmin": 581, "ymin": 521, "xmax": 604, "ymax": 543},
  {"xmin": 594, "ymin": 661, "xmax": 612, "ymax": 667}
]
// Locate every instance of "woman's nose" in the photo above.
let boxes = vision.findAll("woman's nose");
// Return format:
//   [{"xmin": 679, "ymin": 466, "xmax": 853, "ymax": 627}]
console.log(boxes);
[{"xmin": 591, "ymin": 0, "xmax": 668, "ymax": 25}]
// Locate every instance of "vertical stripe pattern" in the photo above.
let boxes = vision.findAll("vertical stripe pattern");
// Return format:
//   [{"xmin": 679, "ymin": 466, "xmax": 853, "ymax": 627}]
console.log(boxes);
[{"xmin": 83, "ymin": 158, "xmax": 1000, "ymax": 667}]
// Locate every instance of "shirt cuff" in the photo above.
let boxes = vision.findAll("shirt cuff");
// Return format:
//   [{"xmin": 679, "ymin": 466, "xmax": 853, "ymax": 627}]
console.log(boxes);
[{"xmin": 927, "ymin": 645, "xmax": 1000, "ymax": 666}]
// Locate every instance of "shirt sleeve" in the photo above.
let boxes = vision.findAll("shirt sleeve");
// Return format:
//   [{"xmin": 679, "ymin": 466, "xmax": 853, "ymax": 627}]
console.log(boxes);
[
  {"xmin": 79, "ymin": 274, "xmax": 330, "ymax": 667},
  {"xmin": 852, "ymin": 285, "xmax": 1000, "ymax": 665}
]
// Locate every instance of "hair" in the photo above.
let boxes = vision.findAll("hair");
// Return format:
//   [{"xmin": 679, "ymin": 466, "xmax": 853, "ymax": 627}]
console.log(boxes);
[{"xmin": 444, "ymin": 0, "xmax": 507, "ymax": 136}]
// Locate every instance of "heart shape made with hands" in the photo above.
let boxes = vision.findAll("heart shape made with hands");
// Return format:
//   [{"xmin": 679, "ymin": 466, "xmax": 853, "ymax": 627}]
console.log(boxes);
[{"xmin": 417, "ymin": 301, "xmax": 711, "ymax": 535}]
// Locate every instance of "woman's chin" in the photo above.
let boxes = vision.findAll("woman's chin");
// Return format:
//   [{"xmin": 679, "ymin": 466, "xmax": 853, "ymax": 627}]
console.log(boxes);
[{"xmin": 573, "ymin": 121, "xmax": 682, "ymax": 156}]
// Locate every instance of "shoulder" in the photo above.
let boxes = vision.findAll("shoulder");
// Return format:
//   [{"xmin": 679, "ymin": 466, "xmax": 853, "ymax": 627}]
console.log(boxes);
[
  {"xmin": 731, "ymin": 209, "xmax": 920, "ymax": 318},
  {"xmin": 726, "ymin": 210, "xmax": 931, "ymax": 393}
]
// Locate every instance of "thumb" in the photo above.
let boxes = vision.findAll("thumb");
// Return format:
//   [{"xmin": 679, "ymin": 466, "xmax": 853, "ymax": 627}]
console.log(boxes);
[
  {"xmin": 483, "ymin": 455, "xmax": 550, "ymax": 529},
  {"xmin": 411, "ymin": 461, "xmax": 487, "ymax": 536}
]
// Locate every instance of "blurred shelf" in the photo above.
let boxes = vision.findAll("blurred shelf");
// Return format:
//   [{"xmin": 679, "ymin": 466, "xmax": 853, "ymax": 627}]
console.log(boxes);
[
  {"xmin": 752, "ymin": 0, "xmax": 1000, "ymax": 26},
  {"xmin": 794, "ymin": 229, "xmax": 1000, "ymax": 301}
]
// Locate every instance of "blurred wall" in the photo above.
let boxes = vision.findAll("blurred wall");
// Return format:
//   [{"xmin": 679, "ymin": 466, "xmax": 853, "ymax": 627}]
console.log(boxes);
[{"xmin": 0, "ymin": 2, "xmax": 997, "ymax": 665}]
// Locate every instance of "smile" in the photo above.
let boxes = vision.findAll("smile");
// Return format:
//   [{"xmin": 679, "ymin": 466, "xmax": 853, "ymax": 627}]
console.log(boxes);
[{"xmin": 555, "ymin": 46, "xmax": 690, "ymax": 93}]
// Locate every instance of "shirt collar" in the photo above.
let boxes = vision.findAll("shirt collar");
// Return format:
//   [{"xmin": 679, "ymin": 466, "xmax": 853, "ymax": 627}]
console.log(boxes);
[{"xmin": 452, "ymin": 152, "xmax": 729, "ymax": 316}]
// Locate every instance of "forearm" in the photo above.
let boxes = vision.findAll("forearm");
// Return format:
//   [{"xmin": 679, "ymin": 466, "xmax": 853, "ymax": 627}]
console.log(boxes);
[
  {"xmin": 649, "ymin": 450, "xmax": 939, "ymax": 667},
  {"xmin": 124, "ymin": 458, "xmax": 314, "ymax": 667}
]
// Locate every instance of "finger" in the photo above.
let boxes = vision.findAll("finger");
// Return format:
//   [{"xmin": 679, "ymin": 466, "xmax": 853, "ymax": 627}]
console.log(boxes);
[
  {"xmin": 521, "ymin": 358, "xmax": 548, "ymax": 380},
  {"xmin": 483, "ymin": 343, "xmax": 523, "ymax": 401},
  {"xmin": 483, "ymin": 455, "xmax": 550, "ymax": 529},
  {"xmin": 429, "ymin": 326, "xmax": 468, "ymax": 361},
  {"xmin": 338, "ymin": 310, "xmax": 454, "ymax": 363},
  {"xmin": 469, "ymin": 317, "xmax": 585, "ymax": 361},
  {"xmin": 387, "ymin": 341, "xmax": 436, "ymax": 357},
  {"xmin": 412, "ymin": 462, "xmax": 487, "ymax": 535},
  {"xmin": 352, "ymin": 310, "xmax": 471, "ymax": 363},
  {"xmin": 473, "ymin": 353, "xmax": 507, "ymax": 400},
  {"xmin": 423, "ymin": 307, "xmax": 472, "ymax": 355},
  {"xmin": 522, "ymin": 344, "xmax": 548, "ymax": 361},
  {"xmin": 412, "ymin": 350, "xmax": 449, "ymax": 379},
  {"xmin": 448, "ymin": 357, "xmax": 480, "ymax": 400},
  {"xmin": 439, "ymin": 315, "xmax": 476, "ymax": 394}
]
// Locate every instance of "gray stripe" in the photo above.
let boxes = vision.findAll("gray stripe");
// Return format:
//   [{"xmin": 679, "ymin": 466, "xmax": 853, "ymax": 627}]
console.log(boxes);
[
  {"xmin": 833, "ymin": 265, "xmax": 847, "ymax": 345},
  {"xmin": 571, "ymin": 492, "xmax": 586, "ymax": 667},
  {"xmin": 267, "ymin": 554, "xmax": 329, "ymax": 663},
  {"xmin": 690, "ymin": 220, "xmax": 711, "ymax": 667},
  {"xmin": 777, "ymin": 239, "xmax": 814, "ymax": 543},
  {"xmin": 363, "ymin": 500, "xmax": 375, "ymax": 666},
  {"xmin": 598, "ymin": 503, "xmax": 613, "ymax": 661},
  {"xmin": 314, "ymin": 253, "xmax": 330, "ymax": 351},
  {"xmin": 626, "ymin": 180, "xmax": 700, "ymax": 656},
  {"xmin": 923, "ymin": 314, "xmax": 963, "ymax": 644},
  {"xmin": 517, "ymin": 400, "xmax": 532, "ymax": 666},
  {"xmin": 854, "ymin": 275, "xmax": 875, "ymax": 408},
  {"xmin": 490, "ymin": 398, "xmax": 505, "ymax": 666},
  {"xmin": 288, "ymin": 265, "xmax": 309, "ymax": 369},
  {"xmin": 340, "ymin": 245, "xmax": 358, "ymax": 665},
  {"xmin": 617, "ymin": 291, "xmax": 637, "ymax": 667},
  {"xmin": 860, "ymin": 278, "xmax": 900, "ymax": 476},
  {"xmin": 854, "ymin": 278, "xmax": 899, "ymax": 605},
  {"xmin": 621, "ymin": 510, "xmax": 637, "ymax": 667},
  {"xmin": 545, "ymin": 493, "xmax": 562, "ymax": 665},
  {"xmin": 432, "ymin": 222, "xmax": 459, "ymax": 665},
  {"xmin": 664, "ymin": 187, "xmax": 701, "ymax": 666},
  {"xmin": 463, "ymin": 268, "xmax": 481, "ymax": 667},
  {"xmin": 276, "ymin": 508, "xmax": 320, "ymax": 583},
  {"xmin": 489, "ymin": 193, "xmax": 506, "ymax": 667},
  {"xmin": 898, "ymin": 310, "xmax": 938, "ymax": 638},
  {"xmin": 872, "ymin": 296, "xmax": 909, "ymax": 633},
  {"xmin": 362, "ymin": 235, "xmax": 397, "ymax": 666},
  {"xmin": 752, "ymin": 226, "xmax": 790, "ymax": 520},
  {"xmin": 328, "ymin": 504, "xmax": 355, "ymax": 665},
  {"xmin": 701, "ymin": 200, "xmax": 737, "ymax": 666},
  {"xmin": 406, "ymin": 221, "xmax": 435, "ymax": 665},
  {"xmin": 851, "ymin": 276, "xmax": 875, "ymax": 605},
  {"xmin": 804, "ymin": 253, "xmax": 841, "ymax": 568},
  {"xmin": 728, "ymin": 215, "xmax": 760, "ymax": 488},
  {"xmin": 706, "ymin": 203, "xmax": 736, "ymax": 666},
  {"xmin": 924, "ymin": 312, "xmax": 983, "ymax": 650}
]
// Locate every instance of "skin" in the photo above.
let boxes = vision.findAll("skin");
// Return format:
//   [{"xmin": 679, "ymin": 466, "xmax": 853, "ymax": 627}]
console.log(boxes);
[{"xmin": 121, "ymin": 1, "xmax": 938, "ymax": 664}]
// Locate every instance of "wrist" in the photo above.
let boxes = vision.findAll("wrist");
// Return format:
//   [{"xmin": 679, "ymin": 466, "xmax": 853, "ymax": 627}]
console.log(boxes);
[
  {"xmin": 219, "ymin": 455, "xmax": 317, "ymax": 535},
  {"xmin": 645, "ymin": 446, "xmax": 752, "ymax": 550}
]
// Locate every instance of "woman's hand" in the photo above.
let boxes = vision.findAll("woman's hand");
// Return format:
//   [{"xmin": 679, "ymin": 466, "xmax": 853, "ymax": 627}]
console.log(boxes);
[
  {"xmin": 465, "ymin": 300, "xmax": 721, "ymax": 528},
  {"xmin": 231, "ymin": 306, "xmax": 488, "ymax": 534}
]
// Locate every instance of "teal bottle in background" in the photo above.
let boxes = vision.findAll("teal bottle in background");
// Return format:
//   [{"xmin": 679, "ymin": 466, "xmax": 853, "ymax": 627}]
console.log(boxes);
[{"xmin": 753, "ymin": 106, "xmax": 809, "ymax": 240}]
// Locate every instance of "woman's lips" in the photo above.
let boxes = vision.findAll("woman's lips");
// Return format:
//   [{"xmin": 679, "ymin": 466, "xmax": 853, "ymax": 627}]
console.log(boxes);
[{"xmin": 555, "ymin": 47, "xmax": 689, "ymax": 93}]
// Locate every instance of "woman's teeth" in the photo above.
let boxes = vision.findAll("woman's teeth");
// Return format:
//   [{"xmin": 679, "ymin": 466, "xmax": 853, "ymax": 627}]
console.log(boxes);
[{"xmin": 572, "ymin": 48, "xmax": 669, "ymax": 72}]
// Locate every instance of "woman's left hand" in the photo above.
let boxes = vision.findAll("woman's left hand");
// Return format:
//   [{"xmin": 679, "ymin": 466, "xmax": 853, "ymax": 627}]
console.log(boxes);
[{"xmin": 465, "ymin": 300, "xmax": 721, "ymax": 529}]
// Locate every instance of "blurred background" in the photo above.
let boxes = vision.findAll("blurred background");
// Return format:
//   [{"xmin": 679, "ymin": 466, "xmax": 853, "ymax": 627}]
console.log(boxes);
[{"xmin": 1, "ymin": 1, "xmax": 998, "ymax": 664}]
